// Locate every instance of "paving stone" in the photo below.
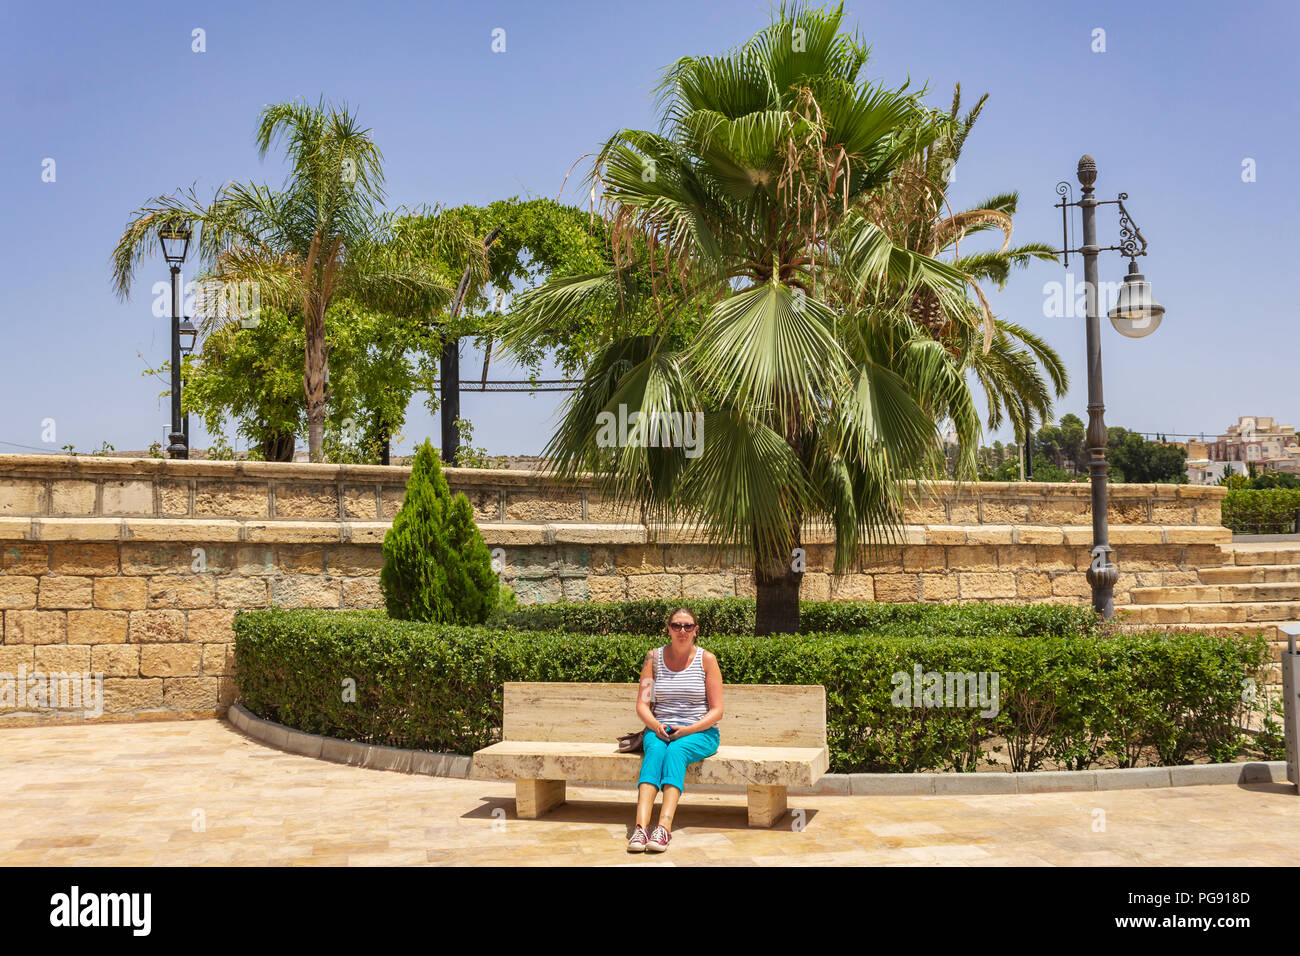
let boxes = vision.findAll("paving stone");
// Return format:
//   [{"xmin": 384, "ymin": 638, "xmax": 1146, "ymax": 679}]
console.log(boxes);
[{"xmin": 0, "ymin": 720, "xmax": 1295, "ymax": 866}]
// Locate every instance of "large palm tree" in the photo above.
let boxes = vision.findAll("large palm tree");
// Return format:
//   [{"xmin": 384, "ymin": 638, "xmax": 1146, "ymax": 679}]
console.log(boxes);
[
  {"xmin": 498, "ymin": 3, "xmax": 974, "ymax": 634},
  {"xmin": 859, "ymin": 85, "xmax": 1067, "ymax": 477},
  {"xmin": 112, "ymin": 98, "xmax": 477, "ymax": 461}
]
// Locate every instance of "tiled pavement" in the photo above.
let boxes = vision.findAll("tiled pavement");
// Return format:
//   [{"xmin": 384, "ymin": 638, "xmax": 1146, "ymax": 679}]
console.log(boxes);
[{"xmin": 1, "ymin": 720, "xmax": 1296, "ymax": 866}]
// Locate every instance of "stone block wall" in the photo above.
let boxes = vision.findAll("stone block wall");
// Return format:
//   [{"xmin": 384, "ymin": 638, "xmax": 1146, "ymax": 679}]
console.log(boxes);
[{"xmin": 0, "ymin": 455, "xmax": 1230, "ymax": 726}]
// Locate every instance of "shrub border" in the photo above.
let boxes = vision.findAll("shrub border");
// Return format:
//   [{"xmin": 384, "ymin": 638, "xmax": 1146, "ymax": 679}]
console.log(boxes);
[{"xmin": 225, "ymin": 702, "xmax": 1288, "ymax": 796}]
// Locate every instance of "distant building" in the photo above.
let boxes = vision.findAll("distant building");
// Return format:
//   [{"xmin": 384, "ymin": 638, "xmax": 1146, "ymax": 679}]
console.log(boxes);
[
  {"xmin": 1186, "ymin": 458, "xmax": 1247, "ymax": 485},
  {"xmin": 1192, "ymin": 416, "xmax": 1300, "ymax": 482}
]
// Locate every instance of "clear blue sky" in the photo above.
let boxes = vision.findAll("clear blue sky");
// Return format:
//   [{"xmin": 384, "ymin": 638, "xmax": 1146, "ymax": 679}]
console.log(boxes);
[{"xmin": 2, "ymin": 0, "xmax": 1295, "ymax": 457}]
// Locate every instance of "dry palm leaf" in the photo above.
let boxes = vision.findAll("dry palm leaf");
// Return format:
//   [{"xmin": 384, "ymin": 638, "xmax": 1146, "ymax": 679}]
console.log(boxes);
[{"xmin": 931, "ymin": 209, "xmax": 1012, "ymax": 255}]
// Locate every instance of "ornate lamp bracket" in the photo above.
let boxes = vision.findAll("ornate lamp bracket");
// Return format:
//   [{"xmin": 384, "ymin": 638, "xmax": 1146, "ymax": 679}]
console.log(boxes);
[
  {"xmin": 1106, "ymin": 193, "xmax": 1150, "ymax": 261},
  {"xmin": 1055, "ymin": 184, "xmax": 1151, "ymax": 265}
]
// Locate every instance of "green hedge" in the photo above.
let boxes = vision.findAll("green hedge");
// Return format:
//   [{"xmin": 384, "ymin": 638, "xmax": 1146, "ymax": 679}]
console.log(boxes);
[
  {"xmin": 1222, "ymin": 488, "xmax": 1300, "ymax": 534},
  {"xmin": 489, "ymin": 597, "xmax": 1101, "ymax": 639},
  {"xmin": 233, "ymin": 608, "xmax": 1277, "ymax": 772}
]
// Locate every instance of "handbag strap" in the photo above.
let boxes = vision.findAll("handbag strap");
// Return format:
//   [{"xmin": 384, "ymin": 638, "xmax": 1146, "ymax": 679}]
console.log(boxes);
[{"xmin": 650, "ymin": 645, "xmax": 658, "ymax": 702}]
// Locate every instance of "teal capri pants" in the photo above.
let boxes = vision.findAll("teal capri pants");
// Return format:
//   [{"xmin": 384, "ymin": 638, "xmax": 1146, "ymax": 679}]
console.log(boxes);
[{"xmin": 637, "ymin": 725, "xmax": 720, "ymax": 793}]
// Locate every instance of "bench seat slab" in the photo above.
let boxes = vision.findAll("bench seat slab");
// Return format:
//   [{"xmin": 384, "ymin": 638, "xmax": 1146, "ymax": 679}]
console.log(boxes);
[{"xmin": 473, "ymin": 741, "xmax": 828, "ymax": 788}]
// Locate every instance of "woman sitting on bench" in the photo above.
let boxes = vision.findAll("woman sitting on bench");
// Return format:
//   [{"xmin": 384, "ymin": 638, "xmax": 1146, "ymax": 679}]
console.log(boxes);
[{"xmin": 628, "ymin": 606, "xmax": 724, "ymax": 853}]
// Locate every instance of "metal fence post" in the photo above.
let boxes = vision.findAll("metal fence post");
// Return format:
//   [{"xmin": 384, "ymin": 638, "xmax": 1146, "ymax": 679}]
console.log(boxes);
[{"xmin": 1280, "ymin": 623, "xmax": 1300, "ymax": 794}]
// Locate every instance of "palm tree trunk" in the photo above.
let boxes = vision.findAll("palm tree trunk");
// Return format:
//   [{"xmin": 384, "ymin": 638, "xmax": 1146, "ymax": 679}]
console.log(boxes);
[
  {"xmin": 754, "ymin": 522, "xmax": 803, "ymax": 636},
  {"xmin": 304, "ymin": 309, "xmax": 328, "ymax": 462},
  {"xmin": 755, "ymin": 566, "xmax": 802, "ymax": 636}
]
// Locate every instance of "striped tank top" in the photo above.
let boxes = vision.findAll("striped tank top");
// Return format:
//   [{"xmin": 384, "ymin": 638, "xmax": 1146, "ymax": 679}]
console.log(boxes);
[{"xmin": 651, "ymin": 645, "xmax": 708, "ymax": 725}]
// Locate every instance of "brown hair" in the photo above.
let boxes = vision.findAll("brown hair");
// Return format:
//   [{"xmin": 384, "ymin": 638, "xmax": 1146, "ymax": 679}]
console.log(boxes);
[{"xmin": 666, "ymin": 606, "xmax": 699, "ymax": 643}]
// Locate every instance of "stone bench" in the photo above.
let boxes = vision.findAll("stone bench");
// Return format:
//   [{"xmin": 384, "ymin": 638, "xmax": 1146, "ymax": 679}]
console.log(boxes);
[{"xmin": 471, "ymin": 682, "xmax": 829, "ymax": 827}]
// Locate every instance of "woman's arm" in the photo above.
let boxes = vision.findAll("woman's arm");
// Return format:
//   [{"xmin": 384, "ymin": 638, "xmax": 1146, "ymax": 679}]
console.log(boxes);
[
  {"xmin": 671, "ymin": 651, "xmax": 724, "ymax": 736},
  {"xmin": 636, "ymin": 650, "xmax": 667, "ymax": 738}
]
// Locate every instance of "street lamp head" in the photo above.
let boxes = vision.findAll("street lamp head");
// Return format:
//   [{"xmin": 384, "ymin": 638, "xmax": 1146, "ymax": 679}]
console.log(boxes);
[
  {"xmin": 1077, "ymin": 155, "xmax": 1098, "ymax": 188},
  {"xmin": 178, "ymin": 317, "xmax": 198, "ymax": 354},
  {"xmin": 1108, "ymin": 259, "xmax": 1164, "ymax": 338},
  {"xmin": 158, "ymin": 219, "xmax": 192, "ymax": 265}
]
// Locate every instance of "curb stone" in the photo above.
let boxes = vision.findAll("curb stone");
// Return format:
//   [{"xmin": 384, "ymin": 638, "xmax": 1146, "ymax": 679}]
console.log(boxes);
[
  {"xmin": 1017, "ymin": 771, "xmax": 1096, "ymax": 794},
  {"xmin": 225, "ymin": 704, "xmax": 1290, "ymax": 795},
  {"xmin": 1094, "ymin": 767, "xmax": 1170, "ymax": 790},
  {"xmin": 850, "ymin": 773, "xmax": 936, "ymax": 796},
  {"xmin": 933, "ymin": 773, "xmax": 1018, "ymax": 795}
]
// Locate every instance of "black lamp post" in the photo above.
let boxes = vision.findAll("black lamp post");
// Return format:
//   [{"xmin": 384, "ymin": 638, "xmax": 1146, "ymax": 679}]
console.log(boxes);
[
  {"xmin": 1053, "ymin": 155, "xmax": 1164, "ymax": 618},
  {"xmin": 159, "ymin": 221, "xmax": 193, "ymax": 459},
  {"xmin": 179, "ymin": 317, "xmax": 197, "ymax": 447}
]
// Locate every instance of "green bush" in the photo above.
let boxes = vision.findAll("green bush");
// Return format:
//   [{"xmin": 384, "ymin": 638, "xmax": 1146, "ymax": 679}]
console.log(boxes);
[
  {"xmin": 490, "ymin": 597, "xmax": 1100, "ymax": 639},
  {"xmin": 233, "ymin": 608, "xmax": 1275, "ymax": 772},
  {"xmin": 1222, "ymin": 488, "xmax": 1300, "ymax": 534},
  {"xmin": 379, "ymin": 440, "xmax": 499, "ymax": 624}
]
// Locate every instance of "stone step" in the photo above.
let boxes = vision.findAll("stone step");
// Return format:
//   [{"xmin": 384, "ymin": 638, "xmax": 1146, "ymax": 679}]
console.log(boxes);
[
  {"xmin": 1198, "ymin": 564, "xmax": 1300, "ymax": 584},
  {"xmin": 1224, "ymin": 544, "xmax": 1300, "ymax": 566},
  {"xmin": 1115, "ymin": 601, "xmax": 1300, "ymax": 626},
  {"xmin": 1131, "ymin": 582, "xmax": 1300, "ymax": 604},
  {"xmin": 1117, "ymin": 618, "xmax": 1282, "ymax": 640}
]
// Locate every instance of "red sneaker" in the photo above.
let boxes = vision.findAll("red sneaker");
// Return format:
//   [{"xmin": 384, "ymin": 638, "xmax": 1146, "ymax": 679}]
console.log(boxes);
[
  {"xmin": 648, "ymin": 825, "xmax": 670, "ymax": 852},
  {"xmin": 627, "ymin": 825, "xmax": 649, "ymax": 853}
]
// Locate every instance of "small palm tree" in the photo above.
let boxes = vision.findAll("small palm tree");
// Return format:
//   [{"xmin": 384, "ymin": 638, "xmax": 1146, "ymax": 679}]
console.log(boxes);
[
  {"xmin": 112, "ymin": 97, "xmax": 477, "ymax": 461},
  {"xmin": 499, "ymin": 3, "xmax": 971, "ymax": 634},
  {"xmin": 861, "ymin": 85, "xmax": 1067, "ymax": 475}
]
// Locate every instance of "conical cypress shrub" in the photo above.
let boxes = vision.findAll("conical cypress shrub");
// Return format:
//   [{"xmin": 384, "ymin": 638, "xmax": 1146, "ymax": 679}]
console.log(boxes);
[
  {"xmin": 442, "ymin": 493, "xmax": 502, "ymax": 623},
  {"xmin": 380, "ymin": 439, "xmax": 499, "ymax": 623}
]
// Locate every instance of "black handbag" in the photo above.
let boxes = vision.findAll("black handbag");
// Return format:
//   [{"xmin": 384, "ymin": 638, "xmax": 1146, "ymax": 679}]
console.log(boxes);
[{"xmin": 617, "ymin": 729, "xmax": 646, "ymax": 753}]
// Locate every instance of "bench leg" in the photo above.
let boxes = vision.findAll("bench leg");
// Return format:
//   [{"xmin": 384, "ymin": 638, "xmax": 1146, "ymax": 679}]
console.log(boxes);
[
  {"xmin": 515, "ymin": 779, "xmax": 566, "ymax": 818},
  {"xmin": 747, "ymin": 784, "xmax": 787, "ymax": 828}
]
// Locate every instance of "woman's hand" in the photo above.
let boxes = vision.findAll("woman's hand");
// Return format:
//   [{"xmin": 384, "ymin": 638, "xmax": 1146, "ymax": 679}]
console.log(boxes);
[
  {"xmin": 654, "ymin": 723, "xmax": 671, "ymax": 741},
  {"xmin": 666, "ymin": 724, "xmax": 694, "ymax": 739}
]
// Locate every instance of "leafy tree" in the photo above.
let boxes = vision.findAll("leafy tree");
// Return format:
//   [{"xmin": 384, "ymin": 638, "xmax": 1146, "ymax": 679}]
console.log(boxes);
[
  {"xmin": 1251, "ymin": 471, "xmax": 1300, "ymax": 490},
  {"xmin": 981, "ymin": 421, "xmax": 1186, "ymax": 484},
  {"xmin": 1107, "ymin": 427, "xmax": 1187, "ymax": 484},
  {"xmin": 181, "ymin": 303, "xmax": 432, "ymax": 461},
  {"xmin": 398, "ymin": 198, "xmax": 610, "ymax": 375},
  {"xmin": 1028, "ymin": 456, "xmax": 1084, "ymax": 482},
  {"xmin": 380, "ymin": 440, "xmax": 500, "ymax": 624},
  {"xmin": 1034, "ymin": 412, "xmax": 1086, "ymax": 473},
  {"xmin": 320, "ymin": 301, "xmax": 435, "ymax": 463},
  {"xmin": 112, "ymin": 97, "xmax": 473, "ymax": 461},
  {"xmin": 171, "ymin": 197, "xmax": 605, "ymax": 463},
  {"xmin": 180, "ymin": 309, "xmax": 307, "ymax": 459}
]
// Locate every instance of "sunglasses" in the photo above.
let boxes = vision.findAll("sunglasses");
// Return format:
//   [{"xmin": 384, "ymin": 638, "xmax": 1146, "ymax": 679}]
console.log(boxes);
[{"xmin": 668, "ymin": 622, "xmax": 698, "ymax": 631}]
